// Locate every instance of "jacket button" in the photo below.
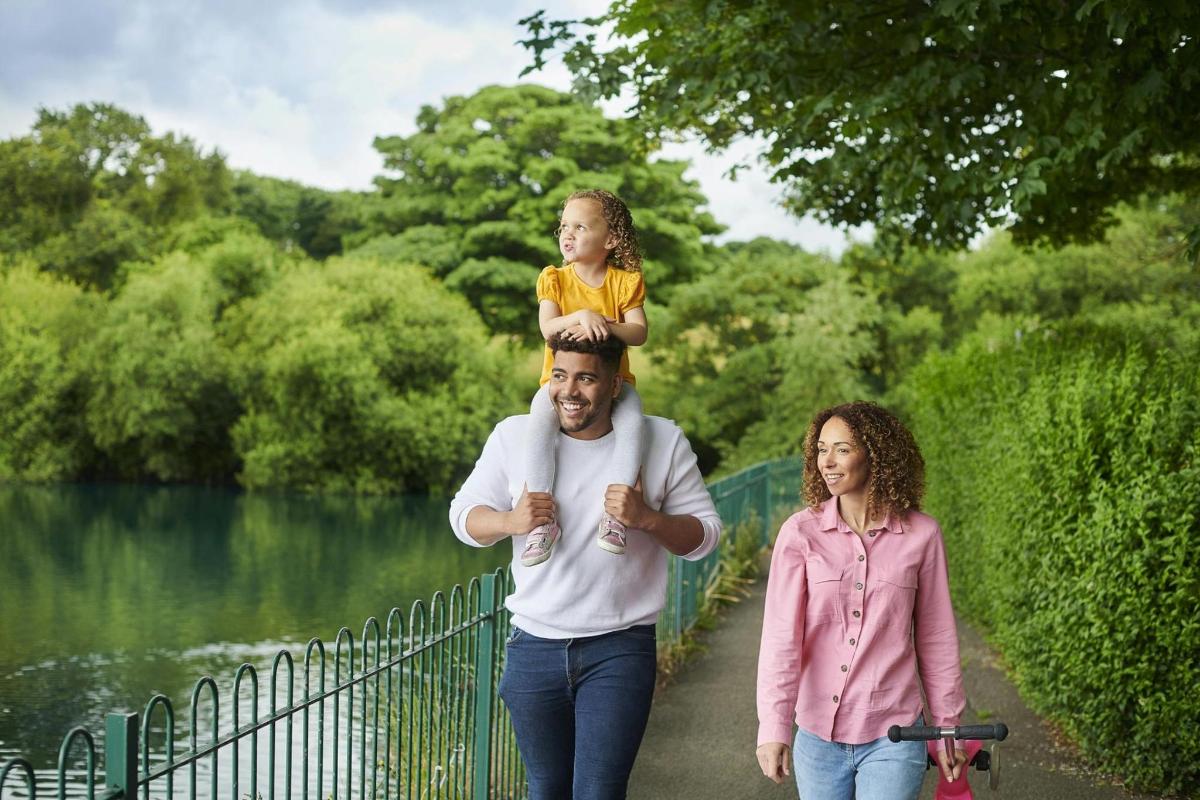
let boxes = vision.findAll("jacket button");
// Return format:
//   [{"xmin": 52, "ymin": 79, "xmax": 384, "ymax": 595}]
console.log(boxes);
[
  {"xmin": 841, "ymin": 665, "xmax": 848, "ymax": 672},
  {"xmin": 833, "ymin": 695, "xmax": 839, "ymax": 703},
  {"xmin": 853, "ymin": 610, "xmax": 861, "ymax": 618}
]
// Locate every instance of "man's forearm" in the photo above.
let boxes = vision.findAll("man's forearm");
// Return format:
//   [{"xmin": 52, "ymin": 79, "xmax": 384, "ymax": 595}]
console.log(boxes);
[
  {"xmin": 640, "ymin": 510, "xmax": 705, "ymax": 556},
  {"xmin": 464, "ymin": 506, "xmax": 516, "ymax": 546}
]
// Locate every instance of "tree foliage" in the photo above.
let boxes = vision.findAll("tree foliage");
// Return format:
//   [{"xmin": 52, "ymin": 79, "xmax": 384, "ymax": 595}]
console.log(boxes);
[
  {"xmin": 0, "ymin": 103, "xmax": 231, "ymax": 288},
  {"xmin": 231, "ymin": 172, "xmax": 364, "ymax": 260},
  {"xmin": 0, "ymin": 266, "xmax": 99, "ymax": 480},
  {"xmin": 226, "ymin": 256, "xmax": 525, "ymax": 494},
  {"xmin": 643, "ymin": 238, "xmax": 879, "ymax": 474},
  {"xmin": 361, "ymin": 84, "xmax": 722, "ymax": 341},
  {"xmin": 522, "ymin": 1, "xmax": 1200, "ymax": 252},
  {"xmin": 83, "ymin": 252, "xmax": 241, "ymax": 482}
]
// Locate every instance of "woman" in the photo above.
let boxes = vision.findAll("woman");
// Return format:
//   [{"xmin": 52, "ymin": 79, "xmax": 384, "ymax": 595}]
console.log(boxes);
[{"xmin": 756, "ymin": 401, "xmax": 967, "ymax": 798}]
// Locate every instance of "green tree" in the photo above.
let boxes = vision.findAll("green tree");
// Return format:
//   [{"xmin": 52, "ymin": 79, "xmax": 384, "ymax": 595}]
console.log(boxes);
[
  {"xmin": 231, "ymin": 172, "xmax": 365, "ymax": 260},
  {"xmin": 523, "ymin": 2, "xmax": 1200, "ymax": 253},
  {"xmin": 226, "ymin": 256, "xmax": 524, "ymax": 493},
  {"xmin": 0, "ymin": 103, "xmax": 231, "ymax": 288},
  {"xmin": 363, "ymin": 84, "xmax": 722, "ymax": 341},
  {"xmin": 644, "ymin": 238, "xmax": 879, "ymax": 474},
  {"xmin": 0, "ymin": 265, "xmax": 100, "ymax": 480},
  {"xmin": 945, "ymin": 197, "xmax": 1200, "ymax": 332},
  {"xmin": 83, "ymin": 252, "xmax": 241, "ymax": 482},
  {"xmin": 840, "ymin": 244, "xmax": 954, "ymax": 391},
  {"xmin": 835, "ymin": 196, "xmax": 1200, "ymax": 391}
]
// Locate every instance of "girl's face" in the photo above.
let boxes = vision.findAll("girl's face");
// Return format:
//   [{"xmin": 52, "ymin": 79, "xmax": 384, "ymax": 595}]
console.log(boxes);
[
  {"xmin": 558, "ymin": 199, "xmax": 615, "ymax": 267},
  {"xmin": 817, "ymin": 416, "xmax": 870, "ymax": 499}
]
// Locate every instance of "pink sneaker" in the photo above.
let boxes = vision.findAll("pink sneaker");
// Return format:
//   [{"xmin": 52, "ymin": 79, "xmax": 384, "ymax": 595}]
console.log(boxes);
[
  {"xmin": 521, "ymin": 521, "xmax": 560, "ymax": 567},
  {"xmin": 596, "ymin": 513, "xmax": 627, "ymax": 555}
]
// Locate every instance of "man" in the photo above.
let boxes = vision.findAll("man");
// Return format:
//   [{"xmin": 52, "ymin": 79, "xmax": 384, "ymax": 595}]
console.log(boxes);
[{"xmin": 449, "ymin": 333, "xmax": 722, "ymax": 800}]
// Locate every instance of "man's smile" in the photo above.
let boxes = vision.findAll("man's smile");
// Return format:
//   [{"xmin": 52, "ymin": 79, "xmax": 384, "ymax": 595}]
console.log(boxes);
[{"xmin": 557, "ymin": 397, "xmax": 587, "ymax": 417}]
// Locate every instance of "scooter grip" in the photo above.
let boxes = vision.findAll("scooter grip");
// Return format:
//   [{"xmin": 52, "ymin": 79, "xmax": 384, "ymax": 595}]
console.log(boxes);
[
  {"xmin": 887, "ymin": 725, "xmax": 940, "ymax": 742},
  {"xmin": 955, "ymin": 723, "xmax": 1008, "ymax": 741}
]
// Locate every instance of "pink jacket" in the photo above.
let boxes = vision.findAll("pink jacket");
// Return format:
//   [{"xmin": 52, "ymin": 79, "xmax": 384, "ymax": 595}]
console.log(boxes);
[{"xmin": 757, "ymin": 499, "xmax": 965, "ymax": 746}]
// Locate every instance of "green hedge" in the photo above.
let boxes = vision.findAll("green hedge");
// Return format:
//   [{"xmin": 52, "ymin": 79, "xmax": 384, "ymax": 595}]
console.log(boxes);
[{"xmin": 895, "ymin": 319, "xmax": 1200, "ymax": 795}]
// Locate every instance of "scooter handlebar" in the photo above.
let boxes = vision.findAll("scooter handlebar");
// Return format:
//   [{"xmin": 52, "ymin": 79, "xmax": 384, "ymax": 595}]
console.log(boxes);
[{"xmin": 887, "ymin": 722, "xmax": 1009, "ymax": 743}]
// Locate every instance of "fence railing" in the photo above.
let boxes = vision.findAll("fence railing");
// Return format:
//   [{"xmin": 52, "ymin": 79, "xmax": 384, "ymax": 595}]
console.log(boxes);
[{"xmin": 0, "ymin": 457, "xmax": 801, "ymax": 800}]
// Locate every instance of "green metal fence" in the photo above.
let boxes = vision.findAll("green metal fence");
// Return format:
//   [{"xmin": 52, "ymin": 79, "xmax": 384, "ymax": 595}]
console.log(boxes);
[
  {"xmin": 0, "ymin": 457, "xmax": 801, "ymax": 800},
  {"xmin": 660, "ymin": 458, "xmax": 802, "ymax": 641}
]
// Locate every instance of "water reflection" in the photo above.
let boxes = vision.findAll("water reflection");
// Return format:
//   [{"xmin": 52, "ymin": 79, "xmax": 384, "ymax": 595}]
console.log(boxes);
[{"xmin": 0, "ymin": 483, "xmax": 507, "ymax": 782}]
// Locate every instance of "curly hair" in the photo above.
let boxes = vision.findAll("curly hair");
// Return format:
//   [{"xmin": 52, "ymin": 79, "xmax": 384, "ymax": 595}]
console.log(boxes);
[
  {"xmin": 802, "ymin": 401, "xmax": 925, "ymax": 521},
  {"xmin": 563, "ymin": 189, "xmax": 643, "ymax": 273},
  {"xmin": 548, "ymin": 331, "xmax": 626, "ymax": 374}
]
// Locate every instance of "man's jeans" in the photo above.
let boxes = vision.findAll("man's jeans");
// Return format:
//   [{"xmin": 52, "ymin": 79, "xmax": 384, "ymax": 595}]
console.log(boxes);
[
  {"xmin": 792, "ymin": 717, "xmax": 927, "ymax": 800},
  {"xmin": 498, "ymin": 623, "xmax": 657, "ymax": 800}
]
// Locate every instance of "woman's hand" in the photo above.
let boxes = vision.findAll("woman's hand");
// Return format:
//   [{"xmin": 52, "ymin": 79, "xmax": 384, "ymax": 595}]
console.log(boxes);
[
  {"xmin": 936, "ymin": 746, "xmax": 968, "ymax": 782},
  {"xmin": 755, "ymin": 742, "xmax": 791, "ymax": 784}
]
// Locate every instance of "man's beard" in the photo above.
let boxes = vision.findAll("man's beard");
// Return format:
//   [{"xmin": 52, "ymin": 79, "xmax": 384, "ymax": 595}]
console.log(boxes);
[{"xmin": 555, "ymin": 395, "xmax": 606, "ymax": 433}]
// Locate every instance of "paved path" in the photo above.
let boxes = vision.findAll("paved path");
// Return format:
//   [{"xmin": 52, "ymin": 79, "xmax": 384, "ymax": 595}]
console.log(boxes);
[{"xmin": 630, "ymin": 564, "xmax": 1157, "ymax": 800}]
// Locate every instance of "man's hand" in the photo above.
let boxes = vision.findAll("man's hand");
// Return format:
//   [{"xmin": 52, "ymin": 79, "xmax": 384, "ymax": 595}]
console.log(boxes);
[
  {"xmin": 507, "ymin": 486, "xmax": 555, "ymax": 534},
  {"xmin": 756, "ymin": 742, "xmax": 791, "ymax": 784},
  {"xmin": 936, "ymin": 746, "xmax": 968, "ymax": 782},
  {"xmin": 604, "ymin": 478, "xmax": 651, "ymax": 530}
]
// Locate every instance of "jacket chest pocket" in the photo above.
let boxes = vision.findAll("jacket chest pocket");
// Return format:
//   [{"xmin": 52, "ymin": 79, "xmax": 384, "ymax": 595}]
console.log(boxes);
[
  {"xmin": 869, "ymin": 565, "xmax": 919, "ymax": 628},
  {"xmin": 806, "ymin": 560, "xmax": 845, "ymax": 624}
]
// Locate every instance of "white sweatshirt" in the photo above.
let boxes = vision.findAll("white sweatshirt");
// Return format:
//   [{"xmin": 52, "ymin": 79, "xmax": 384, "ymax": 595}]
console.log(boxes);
[{"xmin": 449, "ymin": 414, "xmax": 722, "ymax": 639}]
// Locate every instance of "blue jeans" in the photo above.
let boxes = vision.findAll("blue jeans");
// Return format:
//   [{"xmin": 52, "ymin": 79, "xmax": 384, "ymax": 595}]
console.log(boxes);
[
  {"xmin": 792, "ymin": 718, "xmax": 927, "ymax": 800},
  {"xmin": 498, "ymin": 624, "xmax": 657, "ymax": 800}
]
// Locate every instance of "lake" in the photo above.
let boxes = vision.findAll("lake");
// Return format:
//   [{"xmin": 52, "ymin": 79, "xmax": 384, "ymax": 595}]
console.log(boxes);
[{"xmin": 0, "ymin": 483, "xmax": 508, "ymax": 781}]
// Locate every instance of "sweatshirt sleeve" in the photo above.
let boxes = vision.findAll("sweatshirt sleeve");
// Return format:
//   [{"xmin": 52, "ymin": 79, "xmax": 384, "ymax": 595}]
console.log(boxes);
[
  {"xmin": 913, "ymin": 524, "xmax": 966, "ymax": 727},
  {"xmin": 657, "ymin": 424, "xmax": 722, "ymax": 561},
  {"xmin": 756, "ymin": 518, "xmax": 807, "ymax": 746},
  {"xmin": 448, "ymin": 421, "xmax": 516, "ymax": 548}
]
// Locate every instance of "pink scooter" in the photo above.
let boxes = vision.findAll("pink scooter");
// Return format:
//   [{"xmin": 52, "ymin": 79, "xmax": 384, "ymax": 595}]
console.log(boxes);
[{"xmin": 887, "ymin": 722, "xmax": 1009, "ymax": 798}]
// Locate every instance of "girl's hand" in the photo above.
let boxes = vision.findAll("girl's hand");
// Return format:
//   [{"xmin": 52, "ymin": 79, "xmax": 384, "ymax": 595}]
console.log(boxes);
[
  {"xmin": 756, "ymin": 742, "xmax": 791, "ymax": 784},
  {"xmin": 572, "ymin": 309, "xmax": 610, "ymax": 341}
]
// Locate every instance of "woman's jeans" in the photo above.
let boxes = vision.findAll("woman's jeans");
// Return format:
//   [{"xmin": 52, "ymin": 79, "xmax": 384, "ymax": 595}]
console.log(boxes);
[
  {"xmin": 498, "ymin": 624, "xmax": 657, "ymax": 800},
  {"xmin": 792, "ymin": 718, "xmax": 927, "ymax": 800}
]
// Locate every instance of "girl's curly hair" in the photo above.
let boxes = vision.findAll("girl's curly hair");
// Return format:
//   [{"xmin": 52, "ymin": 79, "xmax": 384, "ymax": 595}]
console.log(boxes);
[
  {"xmin": 802, "ymin": 401, "xmax": 925, "ymax": 522},
  {"xmin": 564, "ymin": 189, "xmax": 643, "ymax": 272}
]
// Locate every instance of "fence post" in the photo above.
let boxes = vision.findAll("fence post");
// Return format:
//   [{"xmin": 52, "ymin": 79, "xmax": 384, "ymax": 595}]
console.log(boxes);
[
  {"xmin": 761, "ymin": 463, "xmax": 771, "ymax": 545},
  {"xmin": 105, "ymin": 712, "xmax": 138, "ymax": 798},
  {"xmin": 472, "ymin": 573, "xmax": 497, "ymax": 800}
]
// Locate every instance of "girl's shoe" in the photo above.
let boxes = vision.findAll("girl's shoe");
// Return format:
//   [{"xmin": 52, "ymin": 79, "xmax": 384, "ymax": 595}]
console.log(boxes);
[
  {"xmin": 521, "ymin": 521, "xmax": 560, "ymax": 566},
  {"xmin": 596, "ymin": 513, "xmax": 627, "ymax": 554}
]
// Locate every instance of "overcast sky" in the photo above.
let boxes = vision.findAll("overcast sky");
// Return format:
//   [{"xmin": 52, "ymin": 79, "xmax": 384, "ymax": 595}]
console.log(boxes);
[{"xmin": 0, "ymin": 0, "xmax": 865, "ymax": 254}]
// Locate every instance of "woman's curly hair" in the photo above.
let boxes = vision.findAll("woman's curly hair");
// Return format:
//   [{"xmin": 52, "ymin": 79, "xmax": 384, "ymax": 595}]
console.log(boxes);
[
  {"xmin": 802, "ymin": 401, "xmax": 925, "ymax": 521},
  {"xmin": 563, "ymin": 189, "xmax": 643, "ymax": 272}
]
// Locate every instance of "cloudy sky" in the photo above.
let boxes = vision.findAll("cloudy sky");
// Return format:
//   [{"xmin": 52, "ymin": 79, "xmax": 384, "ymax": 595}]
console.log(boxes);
[{"xmin": 0, "ymin": 0, "xmax": 865, "ymax": 253}]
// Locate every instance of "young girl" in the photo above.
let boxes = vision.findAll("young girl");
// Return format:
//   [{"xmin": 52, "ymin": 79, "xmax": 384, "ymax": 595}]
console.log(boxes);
[{"xmin": 521, "ymin": 189, "xmax": 648, "ymax": 567}]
